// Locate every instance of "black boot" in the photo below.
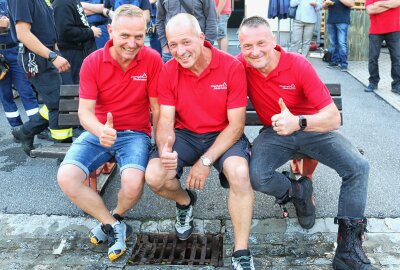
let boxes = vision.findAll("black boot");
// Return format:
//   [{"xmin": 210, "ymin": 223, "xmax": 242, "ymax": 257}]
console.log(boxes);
[
  {"xmin": 11, "ymin": 126, "xmax": 35, "ymax": 157},
  {"xmin": 276, "ymin": 175, "xmax": 316, "ymax": 229},
  {"xmin": 333, "ymin": 218, "xmax": 379, "ymax": 270}
]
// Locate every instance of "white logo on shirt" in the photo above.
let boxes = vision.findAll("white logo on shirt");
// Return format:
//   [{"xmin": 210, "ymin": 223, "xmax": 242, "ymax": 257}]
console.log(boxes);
[
  {"xmin": 279, "ymin": 84, "xmax": 296, "ymax": 90},
  {"xmin": 210, "ymin": 82, "xmax": 227, "ymax": 90},
  {"xmin": 131, "ymin": 73, "xmax": 147, "ymax": 81}
]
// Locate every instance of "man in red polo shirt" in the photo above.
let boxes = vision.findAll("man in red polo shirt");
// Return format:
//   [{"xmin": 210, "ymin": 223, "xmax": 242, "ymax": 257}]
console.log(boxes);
[
  {"xmin": 364, "ymin": 0, "xmax": 400, "ymax": 94},
  {"xmin": 145, "ymin": 13, "xmax": 255, "ymax": 270},
  {"xmin": 57, "ymin": 5, "xmax": 162, "ymax": 262},
  {"xmin": 238, "ymin": 16, "xmax": 376, "ymax": 270}
]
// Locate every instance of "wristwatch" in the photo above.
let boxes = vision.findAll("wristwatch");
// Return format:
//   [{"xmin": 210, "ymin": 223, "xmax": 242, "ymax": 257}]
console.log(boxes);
[
  {"xmin": 299, "ymin": 115, "xmax": 307, "ymax": 130},
  {"xmin": 200, "ymin": 156, "xmax": 213, "ymax": 167},
  {"xmin": 47, "ymin": 51, "xmax": 58, "ymax": 62}
]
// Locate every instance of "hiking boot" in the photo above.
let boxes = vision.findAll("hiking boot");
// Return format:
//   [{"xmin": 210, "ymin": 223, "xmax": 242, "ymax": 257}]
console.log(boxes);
[
  {"xmin": 333, "ymin": 218, "xmax": 379, "ymax": 270},
  {"xmin": 106, "ymin": 220, "xmax": 132, "ymax": 261},
  {"xmin": 89, "ymin": 213, "xmax": 124, "ymax": 245},
  {"xmin": 327, "ymin": 63, "xmax": 339, "ymax": 69},
  {"xmin": 11, "ymin": 126, "xmax": 22, "ymax": 143},
  {"xmin": 231, "ymin": 249, "xmax": 255, "ymax": 270},
  {"xmin": 175, "ymin": 189, "xmax": 197, "ymax": 240},
  {"xmin": 11, "ymin": 126, "xmax": 35, "ymax": 157},
  {"xmin": 364, "ymin": 84, "xmax": 377, "ymax": 93},
  {"xmin": 276, "ymin": 175, "xmax": 316, "ymax": 229}
]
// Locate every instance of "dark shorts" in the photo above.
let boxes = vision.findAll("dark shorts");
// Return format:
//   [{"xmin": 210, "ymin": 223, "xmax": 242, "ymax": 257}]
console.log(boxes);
[{"xmin": 150, "ymin": 129, "xmax": 251, "ymax": 188}]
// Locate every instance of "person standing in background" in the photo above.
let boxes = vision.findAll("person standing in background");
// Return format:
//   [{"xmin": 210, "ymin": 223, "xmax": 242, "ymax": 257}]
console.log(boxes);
[
  {"xmin": 323, "ymin": 0, "xmax": 354, "ymax": 72},
  {"xmin": 0, "ymin": 0, "xmax": 42, "ymax": 135},
  {"xmin": 148, "ymin": 0, "xmax": 162, "ymax": 55},
  {"xmin": 156, "ymin": 0, "xmax": 217, "ymax": 62},
  {"xmin": 7, "ymin": 0, "xmax": 73, "ymax": 156},
  {"xmin": 53, "ymin": 0, "xmax": 100, "ymax": 84},
  {"xmin": 81, "ymin": 0, "xmax": 110, "ymax": 49},
  {"xmin": 288, "ymin": 0, "xmax": 322, "ymax": 57},
  {"xmin": 104, "ymin": 0, "xmax": 151, "ymax": 23},
  {"xmin": 214, "ymin": 0, "xmax": 231, "ymax": 52},
  {"xmin": 364, "ymin": 0, "xmax": 400, "ymax": 94}
]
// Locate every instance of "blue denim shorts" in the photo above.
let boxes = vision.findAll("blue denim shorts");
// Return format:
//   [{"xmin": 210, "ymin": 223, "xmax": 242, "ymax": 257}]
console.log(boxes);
[
  {"xmin": 217, "ymin": 14, "xmax": 231, "ymax": 40},
  {"xmin": 61, "ymin": 130, "xmax": 151, "ymax": 177}
]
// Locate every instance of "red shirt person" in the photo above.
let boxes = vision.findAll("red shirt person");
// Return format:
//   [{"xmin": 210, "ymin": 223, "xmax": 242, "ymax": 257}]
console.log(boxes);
[
  {"xmin": 238, "ymin": 16, "xmax": 375, "ymax": 270},
  {"xmin": 145, "ymin": 13, "xmax": 255, "ymax": 270},
  {"xmin": 364, "ymin": 0, "xmax": 400, "ymax": 93},
  {"xmin": 57, "ymin": 5, "xmax": 162, "ymax": 262}
]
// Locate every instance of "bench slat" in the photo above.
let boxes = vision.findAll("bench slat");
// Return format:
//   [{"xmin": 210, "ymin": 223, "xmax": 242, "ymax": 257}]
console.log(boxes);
[
  {"xmin": 31, "ymin": 143, "xmax": 71, "ymax": 159},
  {"xmin": 60, "ymin": 85, "xmax": 79, "ymax": 97},
  {"xmin": 325, "ymin": 83, "xmax": 341, "ymax": 96},
  {"xmin": 59, "ymin": 99, "xmax": 79, "ymax": 112},
  {"xmin": 58, "ymin": 114, "xmax": 80, "ymax": 127}
]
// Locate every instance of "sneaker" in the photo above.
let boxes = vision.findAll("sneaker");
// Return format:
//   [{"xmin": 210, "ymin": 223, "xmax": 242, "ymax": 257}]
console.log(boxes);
[
  {"xmin": 231, "ymin": 250, "xmax": 255, "ymax": 270},
  {"xmin": 391, "ymin": 86, "xmax": 400, "ymax": 95},
  {"xmin": 364, "ymin": 84, "xmax": 377, "ymax": 92},
  {"xmin": 89, "ymin": 213, "xmax": 124, "ymax": 245},
  {"xmin": 326, "ymin": 63, "xmax": 339, "ymax": 69},
  {"xmin": 175, "ymin": 189, "xmax": 197, "ymax": 240},
  {"xmin": 107, "ymin": 220, "xmax": 132, "ymax": 261},
  {"xmin": 340, "ymin": 66, "xmax": 348, "ymax": 72},
  {"xmin": 291, "ymin": 176, "xmax": 316, "ymax": 229},
  {"xmin": 11, "ymin": 126, "xmax": 35, "ymax": 157}
]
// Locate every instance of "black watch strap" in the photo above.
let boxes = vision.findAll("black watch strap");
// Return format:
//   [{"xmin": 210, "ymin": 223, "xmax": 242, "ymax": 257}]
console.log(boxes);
[
  {"xmin": 48, "ymin": 51, "xmax": 58, "ymax": 62},
  {"xmin": 299, "ymin": 115, "xmax": 307, "ymax": 130}
]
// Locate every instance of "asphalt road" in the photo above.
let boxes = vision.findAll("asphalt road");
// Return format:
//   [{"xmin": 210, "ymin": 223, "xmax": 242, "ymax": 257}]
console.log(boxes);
[{"xmin": 0, "ymin": 48, "xmax": 399, "ymax": 221}]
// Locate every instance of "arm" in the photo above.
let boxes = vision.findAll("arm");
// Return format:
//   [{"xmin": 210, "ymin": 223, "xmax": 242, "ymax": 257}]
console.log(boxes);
[
  {"xmin": 339, "ymin": 0, "xmax": 355, "ymax": 7},
  {"xmin": 216, "ymin": 0, "xmax": 227, "ymax": 16},
  {"xmin": 156, "ymin": 0, "xmax": 168, "ymax": 50},
  {"xmin": 81, "ymin": 2, "xmax": 105, "ymax": 15},
  {"xmin": 78, "ymin": 98, "xmax": 117, "ymax": 147},
  {"xmin": 204, "ymin": 0, "xmax": 218, "ymax": 43},
  {"xmin": 366, "ymin": 1, "xmax": 390, "ymax": 13},
  {"xmin": 15, "ymin": 21, "xmax": 70, "ymax": 73},
  {"xmin": 149, "ymin": 97, "xmax": 160, "ymax": 141},
  {"xmin": 271, "ymin": 99, "xmax": 341, "ymax": 135},
  {"xmin": 156, "ymin": 105, "xmax": 176, "ymax": 152},
  {"xmin": 186, "ymin": 107, "xmax": 246, "ymax": 190}
]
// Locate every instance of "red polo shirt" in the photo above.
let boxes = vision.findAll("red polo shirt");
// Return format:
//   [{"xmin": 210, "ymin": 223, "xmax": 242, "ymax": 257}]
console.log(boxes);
[
  {"xmin": 237, "ymin": 45, "xmax": 332, "ymax": 127},
  {"xmin": 79, "ymin": 39, "xmax": 163, "ymax": 136},
  {"xmin": 158, "ymin": 41, "xmax": 247, "ymax": 134},
  {"xmin": 366, "ymin": 0, "xmax": 400, "ymax": 34}
]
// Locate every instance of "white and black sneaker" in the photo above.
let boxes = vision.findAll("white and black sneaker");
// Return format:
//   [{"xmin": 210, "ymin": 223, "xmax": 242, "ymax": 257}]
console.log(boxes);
[
  {"xmin": 175, "ymin": 189, "xmax": 197, "ymax": 240},
  {"xmin": 231, "ymin": 249, "xmax": 255, "ymax": 270}
]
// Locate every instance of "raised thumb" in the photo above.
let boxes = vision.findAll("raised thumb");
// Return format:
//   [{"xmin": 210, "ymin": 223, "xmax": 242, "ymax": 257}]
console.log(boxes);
[
  {"xmin": 105, "ymin": 112, "xmax": 113, "ymax": 128},
  {"xmin": 278, "ymin": 98, "xmax": 287, "ymax": 112}
]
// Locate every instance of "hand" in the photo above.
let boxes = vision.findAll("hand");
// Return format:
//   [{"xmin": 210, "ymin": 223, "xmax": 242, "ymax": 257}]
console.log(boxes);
[
  {"xmin": 271, "ymin": 98, "xmax": 300, "ymax": 136},
  {"xmin": 186, "ymin": 160, "xmax": 211, "ymax": 191},
  {"xmin": 99, "ymin": 112, "xmax": 117, "ymax": 147},
  {"xmin": 52, "ymin": 55, "xmax": 70, "ymax": 73},
  {"xmin": 0, "ymin": 16, "xmax": 9, "ymax": 28},
  {"xmin": 91, "ymin": 26, "xmax": 102, "ymax": 38},
  {"xmin": 310, "ymin": 1, "xmax": 317, "ymax": 6},
  {"xmin": 160, "ymin": 136, "xmax": 178, "ymax": 170}
]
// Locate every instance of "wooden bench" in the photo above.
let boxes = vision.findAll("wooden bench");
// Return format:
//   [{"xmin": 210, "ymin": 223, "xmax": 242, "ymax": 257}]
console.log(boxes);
[
  {"xmin": 245, "ymin": 83, "xmax": 342, "ymax": 180},
  {"xmin": 30, "ymin": 85, "xmax": 116, "ymax": 194}
]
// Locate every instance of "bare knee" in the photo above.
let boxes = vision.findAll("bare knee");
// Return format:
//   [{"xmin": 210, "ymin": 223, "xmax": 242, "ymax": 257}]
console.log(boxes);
[
  {"xmin": 57, "ymin": 164, "xmax": 86, "ymax": 197},
  {"xmin": 120, "ymin": 175, "xmax": 144, "ymax": 198},
  {"xmin": 145, "ymin": 161, "xmax": 168, "ymax": 193},
  {"xmin": 225, "ymin": 163, "xmax": 252, "ymax": 193}
]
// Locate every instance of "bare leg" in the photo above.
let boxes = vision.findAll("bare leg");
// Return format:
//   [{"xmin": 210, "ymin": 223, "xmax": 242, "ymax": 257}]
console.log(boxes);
[
  {"xmin": 57, "ymin": 164, "xmax": 116, "ymax": 225},
  {"xmin": 145, "ymin": 158, "xmax": 190, "ymax": 206},
  {"xmin": 223, "ymin": 156, "xmax": 254, "ymax": 251}
]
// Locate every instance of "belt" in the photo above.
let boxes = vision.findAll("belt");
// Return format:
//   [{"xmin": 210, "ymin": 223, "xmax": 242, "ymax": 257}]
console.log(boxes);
[{"xmin": 0, "ymin": 43, "xmax": 17, "ymax": 50}]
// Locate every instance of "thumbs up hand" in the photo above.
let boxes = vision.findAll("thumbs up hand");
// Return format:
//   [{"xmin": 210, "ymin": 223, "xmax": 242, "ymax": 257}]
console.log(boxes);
[
  {"xmin": 271, "ymin": 98, "xmax": 299, "ymax": 136},
  {"xmin": 160, "ymin": 135, "xmax": 178, "ymax": 170},
  {"xmin": 100, "ymin": 112, "xmax": 117, "ymax": 147}
]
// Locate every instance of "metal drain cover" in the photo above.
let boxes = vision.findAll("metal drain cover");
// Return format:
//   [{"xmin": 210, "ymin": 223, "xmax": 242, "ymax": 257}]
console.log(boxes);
[{"xmin": 129, "ymin": 233, "xmax": 224, "ymax": 266}]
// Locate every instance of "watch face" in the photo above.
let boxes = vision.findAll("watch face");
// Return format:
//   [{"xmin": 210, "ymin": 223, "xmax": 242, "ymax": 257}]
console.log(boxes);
[
  {"xmin": 201, "ymin": 156, "xmax": 212, "ymax": 166},
  {"xmin": 48, "ymin": 51, "xmax": 57, "ymax": 61}
]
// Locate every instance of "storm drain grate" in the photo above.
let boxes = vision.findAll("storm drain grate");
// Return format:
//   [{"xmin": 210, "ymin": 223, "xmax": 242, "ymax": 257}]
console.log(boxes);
[{"xmin": 129, "ymin": 233, "xmax": 224, "ymax": 266}]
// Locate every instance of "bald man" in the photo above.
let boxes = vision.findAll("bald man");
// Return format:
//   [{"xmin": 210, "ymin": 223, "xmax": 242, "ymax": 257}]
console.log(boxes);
[{"xmin": 145, "ymin": 13, "xmax": 255, "ymax": 270}]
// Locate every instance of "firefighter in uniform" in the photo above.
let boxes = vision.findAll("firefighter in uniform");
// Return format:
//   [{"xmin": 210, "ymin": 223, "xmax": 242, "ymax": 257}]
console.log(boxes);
[
  {"xmin": 7, "ymin": 0, "xmax": 73, "ymax": 157},
  {"xmin": 0, "ymin": 0, "xmax": 41, "ymax": 132}
]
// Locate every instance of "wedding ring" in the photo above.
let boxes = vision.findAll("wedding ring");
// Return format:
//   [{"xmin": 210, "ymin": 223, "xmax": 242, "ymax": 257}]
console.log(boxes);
[{"xmin": 274, "ymin": 121, "xmax": 278, "ymax": 127}]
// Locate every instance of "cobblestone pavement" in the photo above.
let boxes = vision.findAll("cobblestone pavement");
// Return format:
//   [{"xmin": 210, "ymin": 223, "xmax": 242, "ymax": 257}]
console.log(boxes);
[{"xmin": 1, "ymin": 214, "xmax": 399, "ymax": 270}]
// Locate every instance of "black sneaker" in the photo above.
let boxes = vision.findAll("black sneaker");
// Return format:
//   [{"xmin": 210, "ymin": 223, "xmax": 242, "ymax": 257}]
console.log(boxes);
[
  {"xmin": 290, "ymin": 176, "xmax": 316, "ymax": 229},
  {"xmin": 364, "ymin": 84, "xmax": 377, "ymax": 92},
  {"xmin": 11, "ymin": 126, "xmax": 35, "ymax": 157},
  {"xmin": 175, "ymin": 189, "xmax": 197, "ymax": 240},
  {"xmin": 391, "ymin": 86, "xmax": 400, "ymax": 95},
  {"xmin": 231, "ymin": 249, "xmax": 255, "ymax": 270}
]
